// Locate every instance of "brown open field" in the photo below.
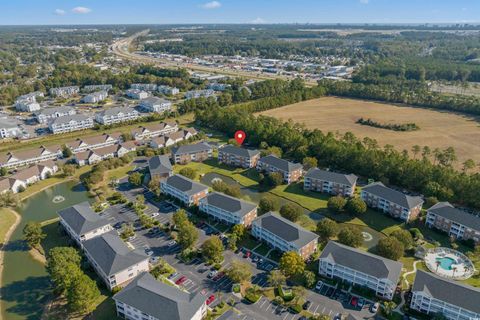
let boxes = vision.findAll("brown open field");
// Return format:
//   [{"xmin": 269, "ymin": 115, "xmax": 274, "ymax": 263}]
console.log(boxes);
[{"xmin": 258, "ymin": 97, "xmax": 480, "ymax": 169}]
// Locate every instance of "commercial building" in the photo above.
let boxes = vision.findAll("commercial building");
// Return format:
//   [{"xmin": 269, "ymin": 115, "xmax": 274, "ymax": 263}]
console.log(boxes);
[
  {"xmin": 131, "ymin": 121, "xmax": 178, "ymax": 140},
  {"xmin": 304, "ymin": 168, "xmax": 358, "ymax": 197},
  {"xmin": 148, "ymin": 155, "xmax": 173, "ymax": 180},
  {"xmin": 82, "ymin": 91, "xmax": 108, "ymax": 103},
  {"xmin": 95, "ymin": 107, "xmax": 140, "ymax": 125},
  {"xmin": 171, "ymin": 142, "xmax": 213, "ymax": 164},
  {"xmin": 318, "ymin": 241, "xmax": 403, "ymax": 300},
  {"xmin": 83, "ymin": 232, "xmax": 149, "ymax": 290},
  {"xmin": 139, "ymin": 97, "xmax": 172, "ymax": 113},
  {"xmin": 410, "ymin": 270, "xmax": 480, "ymax": 320},
  {"xmin": 426, "ymin": 202, "xmax": 480, "ymax": 244},
  {"xmin": 200, "ymin": 192, "xmax": 258, "ymax": 226},
  {"xmin": 256, "ymin": 155, "xmax": 303, "ymax": 184},
  {"xmin": 252, "ymin": 212, "xmax": 319, "ymax": 259},
  {"xmin": 361, "ymin": 182, "xmax": 423, "ymax": 222},
  {"xmin": 125, "ymin": 89, "xmax": 149, "ymax": 100},
  {"xmin": 49, "ymin": 86, "xmax": 80, "ymax": 98},
  {"xmin": 49, "ymin": 114, "xmax": 94, "ymax": 134},
  {"xmin": 113, "ymin": 272, "xmax": 207, "ymax": 320},
  {"xmin": 34, "ymin": 106, "xmax": 76, "ymax": 124},
  {"xmin": 58, "ymin": 201, "xmax": 113, "ymax": 244},
  {"xmin": 218, "ymin": 145, "xmax": 260, "ymax": 168},
  {"xmin": 0, "ymin": 145, "xmax": 62, "ymax": 169},
  {"xmin": 160, "ymin": 174, "xmax": 209, "ymax": 206}
]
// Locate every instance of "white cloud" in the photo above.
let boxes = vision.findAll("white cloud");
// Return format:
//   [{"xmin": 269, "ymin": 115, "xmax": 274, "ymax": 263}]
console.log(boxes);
[
  {"xmin": 201, "ymin": 1, "xmax": 221, "ymax": 9},
  {"xmin": 72, "ymin": 6, "xmax": 92, "ymax": 14},
  {"xmin": 250, "ymin": 17, "xmax": 266, "ymax": 24},
  {"xmin": 360, "ymin": 0, "xmax": 369, "ymax": 4},
  {"xmin": 54, "ymin": 9, "xmax": 66, "ymax": 16}
]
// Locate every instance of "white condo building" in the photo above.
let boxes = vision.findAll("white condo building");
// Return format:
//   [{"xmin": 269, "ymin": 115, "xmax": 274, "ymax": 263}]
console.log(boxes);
[{"xmin": 49, "ymin": 114, "xmax": 94, "ymax": 134}]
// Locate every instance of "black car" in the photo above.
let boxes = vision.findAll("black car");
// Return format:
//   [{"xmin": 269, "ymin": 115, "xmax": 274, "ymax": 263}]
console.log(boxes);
[
  {"xmin": 302, "ymin": 301, "xmax": 311, "ymax": 310},
  {"xmin": 113, "ymin": 221, "xmax": 125, "ymax": 229}
]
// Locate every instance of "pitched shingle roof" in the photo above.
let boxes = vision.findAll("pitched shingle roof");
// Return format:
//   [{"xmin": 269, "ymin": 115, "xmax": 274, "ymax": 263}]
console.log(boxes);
[
  {"xmin": 320, "ymin": 241, "xmax": 403, "ymax": 284},
  {"xmin": 162, "ymin": 174, "xmax": 208, "ymax": 196},
  {"xmin": 201, "ymin": 192, "xmax": 257, "ymax": 218},
  {"xmin": 412, "ymin": 270, "xmax": 480, "ymax": 313},
  {"xmin": 50, "ymin": 114, "xmax": 92, "ymax": 125},
  {"xmin": 97, "ymin": 106, "xmax": 137, "ymax": 117},
  {"xmin": 34, "ymin": 106, "xmax": 74, "ymax": 116},
  {"xmin": 171, "ymin": 142, "xmax": 212, "ymax": 155},
  {"xmin": 258, "ymin": 155, "xmax": 302, "ymax": 172},
  {"xmin": 253, "ymin": 212, "xmax": 318, "ymax": 248},
  {"xmin": 149, "ymin": 155, "xmax": 173, "ymax": 176},
  {"xmin": 305, "ymin": 168, "xmax": 357, "ymax": 187},
  {"xmin": 428, "ymin": 202, "xmax": 480, "ymax": 231},
  {"xmin": 83, "ymin": 232, "xmax": 148, "ymax": 276},
  {"xmin": 113, "ymin": 272, "xmax": 205, "ymax": 320},
  {"xmin": 58, "ymin": 201, "xmax": 111, "ymax": 236},
  {"xmin": 219, "ymin": 145, "xmax": 260, "ymax": 158},
  {"xmin": 362, "ymin": 182, "xmax": 423, "ymax": 209}
]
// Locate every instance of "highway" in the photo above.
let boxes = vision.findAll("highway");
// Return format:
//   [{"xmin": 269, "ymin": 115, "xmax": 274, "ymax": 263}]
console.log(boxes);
[{"xmin": 111, "ymin": 29, "xmax": 317, "ymax": 86}]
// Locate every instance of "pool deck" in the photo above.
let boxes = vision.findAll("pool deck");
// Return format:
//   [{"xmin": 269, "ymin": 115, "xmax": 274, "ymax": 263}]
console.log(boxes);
[{"xmin": 424, "ymin": 248, "xmax": 475, "ymax": 280}]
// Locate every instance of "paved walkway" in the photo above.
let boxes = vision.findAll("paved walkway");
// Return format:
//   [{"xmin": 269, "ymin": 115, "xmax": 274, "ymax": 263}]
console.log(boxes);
[{"xmin": 395, "ymin": 260, "xmax": 421, "ymax": 313}]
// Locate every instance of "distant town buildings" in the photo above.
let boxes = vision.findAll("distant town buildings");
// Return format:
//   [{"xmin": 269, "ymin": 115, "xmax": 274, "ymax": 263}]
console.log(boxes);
[
  {"xmin": 361, "ymin": 182, "xmax": 424, "ymax": 222},
  {"xmin": 49, "ymin": 114, "xmax": 95, "ymax": 134},
  {"xmin": 256, "ymin": 155, "xmax": 303, "ymax": 184},
  {"xmin": 207, "ymin": 82, "xmax": 231, "ymax": 91},
  {"xmin": 49, "ymin": 86, "xmax": 80, "ymax": 98},
  {"xmin": 83, "ymin": 84, "xmax": 112, "ymax": 93},
  {"xmin": 304, "ymin": 168, "xmax": 358, "ymax": 197},
  {"xmin": 252, "ymin": 212, "xmax": 319, "ymax": 259},
  {"xmin": 95, "ymin": 107, "xmax": 140, "ymax": 125},
  {"xmin": 126, "ymin": 89, "xmax": 149, "ymax": 100},
  {"xmin": 139, "ymin": 97, "xmax": 172, "ymax": 113},
  {"xmin": 34, "ymin": 106, "xmax": 76, "ymax": 124},
  {"xmin": 218, "ymin": 145, "xmax": 260, "ymax": 168},
  {"xmin": 130, "ymin": 83, "xmax": 158, "ymax": 91},
  {"xmin": 157, "ymin": 85, "xmax": 180, "ymax": 95},
  {"xmin": 184, "ymin": 89, "xmax": 215, "ymax": 100}
]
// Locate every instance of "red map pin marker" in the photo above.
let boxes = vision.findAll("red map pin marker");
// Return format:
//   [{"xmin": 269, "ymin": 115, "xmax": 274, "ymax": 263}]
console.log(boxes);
[{"xmin": 234, "ymin": 130, "xmax": 246, "ymax": 145}]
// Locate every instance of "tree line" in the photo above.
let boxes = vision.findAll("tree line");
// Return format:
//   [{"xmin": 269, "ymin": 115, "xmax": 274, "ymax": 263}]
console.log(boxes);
[{"xmin": 356, "ymin": 118, "xmax": 420, "ymax": 132}]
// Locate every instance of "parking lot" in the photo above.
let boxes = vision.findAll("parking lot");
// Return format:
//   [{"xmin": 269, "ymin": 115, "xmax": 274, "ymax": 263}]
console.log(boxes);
[{"xmin": 106, "ymin": 181, "xmax": 376, "ymax": 319}]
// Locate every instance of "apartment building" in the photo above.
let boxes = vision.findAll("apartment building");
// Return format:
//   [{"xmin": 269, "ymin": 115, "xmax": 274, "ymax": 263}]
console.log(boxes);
[
  {"xmin": 252, "ymin": 212, "xmax": 319, "ymax": 259},
  {"xmin": 74, "ymin": 144, "xmax": 133, "ymax": 166},
  {"xmin": 58, "ymin": 201, "xmax": 113, "ymax": 244},
  {"xmin": 304, "ymin": 168, "xmax": 358, "ymax": 197},
  {"xmin": 318, "ymin": 241, "xmax": 403, "ymax": 300},
  {"xmin": 95, "ymin": 107, "xmax": 140, "ymax": 125},
  {"xmin": 361, "ymin": 182, "xmax": 424, "ymax": 222},
  {"xmin": 200, "ymin": 192, "xmax": 258, "ymax": 226},
  {"xmin": 82, "ymin": 91, "xmax": 108, "ymax": 103},
  {"xmin": 34, "ymin": 106, "xmax": 76, "ymax": 124},
  {"xmin": 66, "ymin": 133, "xmax": 120, "ymax": 153},
  {"xmin": 184, "ymin": 89, "xmax": 215, "ymax": 100},
  {"xmin": 218, "ymin": 145, "xmax": 260, "ymax": 168},
  {"xmin": 157, "ymin": 85, "xmax": 180, "ymax": 95},
  {"xmin": 125, "ymin": 89, "xmax": 149, "ymax": 100},
  {"xmin": 49, "ymin": 114, "xmax": 94, "ymax": 134},
  {"xmin": 0, "ymin": 145, "xmax": 62, "ymax": 169},
  {"xmin": 160, "ymin": 174, "xmax": 209, "ymax": 206},
  {"xmin": 171, "ymin": 142, "xmax": 213, "ymax": 164},
  {"xmin": 15, "ymin": 91, "xmax": 44, "ymax": 103},
  {"xmin": 426, "ymin": 202, "xmax": 480, "ymax": 244},
  {"xmin": 207, "ymin": 83, "xmax": 231, "ymax": 91},
  {"xmin": 12, "ymin": 161, "xmax": 58, "ymax": 183},
  {"xmin": 256, "ymin": 155, "xmax": 303, "ymax": 184},
  {"xmin": 0, "ymin": 177, "xmax": 26, "ymax": 194},
  {"xmin": 15, "ymin": 101, "xmax": 41, "ymax": 112},
  {"xmin": 113, "ymin": 272, "xmax": 207, "ymax": 320},
  {"xmin": 83, "ymin": 232, "xmax": 149, "ymax": 290},
  {"xmin": 83, "ymin": 84, "xmax": 112, "ymax": 93},
  {"xmin": 148, "ymin": 155, "xmax": 173, "ymax": 180},
  {"xmin": 131, "ymin": 121, "xmax": 178, "ymax": 140},
  {"xmin": 49, "ymin": 86, "xmax": 80, "ymax": 98},
  {"xmin": 139, "ymin": 97, "xmax": 172, "ymax": 113},
  {"xmin": 0, "ymin": 118, "xmax": 21, "ymax": 139},
  {"xmin": 410, "ymin": 270, "xmax": 480, "ymax": 320},
  {"xmin": 130, "ymin": 83, "xmax": 157, "ymax": 91}
]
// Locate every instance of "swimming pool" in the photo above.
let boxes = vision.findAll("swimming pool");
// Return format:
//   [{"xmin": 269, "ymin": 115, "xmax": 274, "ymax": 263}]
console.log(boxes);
[{"xmin": 436, "ymin": 257, "xmax": 456, "ymax": 270}]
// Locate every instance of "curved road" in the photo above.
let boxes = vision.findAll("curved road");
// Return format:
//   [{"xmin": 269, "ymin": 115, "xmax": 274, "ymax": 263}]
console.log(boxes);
[{"xmin": 111, "ymin": 29, "xmax": 317, "ymax": 86}]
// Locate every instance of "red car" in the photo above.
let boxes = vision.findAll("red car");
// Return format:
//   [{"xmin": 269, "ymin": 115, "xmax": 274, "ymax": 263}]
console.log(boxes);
[
  {"xmin": 244, "ymin": 251, "xmax": 251, "ymax": 258},
  {"xmin": 206, "ymin": 294, "xmax": 215, "ymax": 305},
  {"xmin": 175, "ymin": 276, "xmax": 187, "ymax": 285},
  {"xmin": 213, "ymin": 272, "xmax": 225, "ymax": 281},
  {"xmin": 350, "ymin": 297, "xmax": 358, "ymax": 307}
]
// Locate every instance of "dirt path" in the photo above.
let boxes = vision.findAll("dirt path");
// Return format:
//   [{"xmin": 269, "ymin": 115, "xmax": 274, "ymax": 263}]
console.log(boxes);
[{"xmin": 0, "ymin": 208, "xmax": 21, "ymax": 320}]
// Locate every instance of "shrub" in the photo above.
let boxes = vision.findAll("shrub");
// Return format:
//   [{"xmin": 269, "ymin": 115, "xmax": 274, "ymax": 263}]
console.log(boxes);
[
  {"xmin": 244, "ymin": 288, "xmax": 261, "ymax": 303},
  {"xmin": 327, "ymin": 196, "xmax": 347, "ymax": 213}
]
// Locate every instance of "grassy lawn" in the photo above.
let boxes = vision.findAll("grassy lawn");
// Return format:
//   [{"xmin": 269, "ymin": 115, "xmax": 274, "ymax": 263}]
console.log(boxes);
[
  {"xmin": 105, "ymin": 165, "xmax": 135, "ymax": 182},
  {"xmin": 237, "ymin": 235, "xmax": 258, "ymax": 250},
  {"xmin": 253, "ymin": 243, "xmax": 271, "ymax": 256},
  {"xmin": 0, "ymin": 208, "xmax": 18, "ymax": 244},
  {"xmin": 270, "ymin": 182, "xmax": 329, "ymax": 212}
]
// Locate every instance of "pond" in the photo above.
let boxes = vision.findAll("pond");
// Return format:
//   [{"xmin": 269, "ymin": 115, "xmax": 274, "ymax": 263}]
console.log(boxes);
[
  {"xmin": 1, "ymin": 181, "xmax": 91, "ymax": 320},
  {"xmin": 200, "ymin": 172, "xmax": 383, "ymax": 249}
]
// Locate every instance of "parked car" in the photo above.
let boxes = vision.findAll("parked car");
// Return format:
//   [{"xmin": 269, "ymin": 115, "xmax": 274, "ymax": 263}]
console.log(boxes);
[
  {"xmin": 252, "ymin": 256, "xmax": 259, "ymax": 262},
  {"xmin": 315, "ymin": 280, "xmax": 323, "ymax": 291},
  {"xmin": 350, "ymin": 297, "xmax": 358, "ymax": 307},
  {"xmin": 208, "ymin": 270, "xmax": 218, "ymax": 279},
  {"xmin": 244, "ymin": 251, "xmax": 251, "ymax": 258},
  {"xmin": 371, "ymin": 302, "xmax": 380, "ymax": 313},
  {"xmin": 206, "ymin": 294, "xmax": 215, "ymax": 305},
  {"xmin": 175, "ymin": 276, "xmax": 187, "ymax": 285},
  {"xmin": 145, "ymin": 248, "xmax": 153, "ymax": 256},
  {"xmin": 168, "ymin": 272, "xmax": 178, "ymax": 280},
  {"xmin": 168, "ymin": 240, "xmax": 177, "ymax": 247},
  {"xmin": 151, "ymin": 212, "xmax": 159, "ymax": 217},
  {"xmin": 213, "ymin": 272, "xmax": 225, "ymax": 281},
  {"xmin": 358, "ymin": 298, "xmax": 365, "ymax": 308},
  {"xmin": 128, "ymin": 235, "xmax": 136, "ymax": 241},
  {"xmin": 302, "ymin": 301, "xmax": 311, "ymax": 310}
]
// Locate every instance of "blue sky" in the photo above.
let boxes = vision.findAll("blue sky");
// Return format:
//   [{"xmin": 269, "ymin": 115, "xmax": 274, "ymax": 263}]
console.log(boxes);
[{"xmin": 1, "ymin": 0, "xmax": 479, "ymax": 25}]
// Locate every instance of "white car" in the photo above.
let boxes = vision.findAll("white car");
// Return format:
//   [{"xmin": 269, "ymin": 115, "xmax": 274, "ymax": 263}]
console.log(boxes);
[
  {"xmin": 151, "ymin": 212, "xmax": 159, "ymax": 217},
  {"xmin": 208, "ymin": 270, "xmax": 218, "ymax": 279},
  {"xmin": 315, "ymin": 280, "xmax": 323, "ymax": 291},
  {"xmin": 168, "ymin": 240, "xmax": 177, "ymax": 247},
  {"xmin": 371, "ymin": 302, "xmax": 380, "ymax": 313}
]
